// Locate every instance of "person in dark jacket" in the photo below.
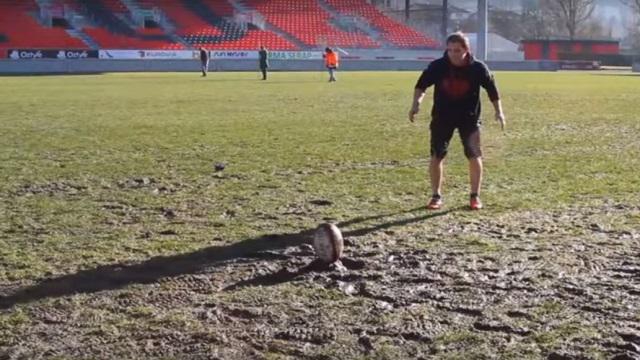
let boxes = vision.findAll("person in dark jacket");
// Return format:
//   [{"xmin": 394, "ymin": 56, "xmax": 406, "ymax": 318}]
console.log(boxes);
[
  {"xmin": 259, "ymin": 46, "xmax": 269, "ymax": 80},
  {"xmin": 408, "ymin": 32, "xmax": 505, "ymax": 210},
  {"xmin": 199, "ymin": 47, "xmax": 210, "ymax": 77}
]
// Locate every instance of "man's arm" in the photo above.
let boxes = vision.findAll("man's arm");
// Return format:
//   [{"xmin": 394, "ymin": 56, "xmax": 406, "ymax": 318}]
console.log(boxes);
[
  {"xmin": 491, "ymin": 99, "xmax": 503, "ymax": 115},
  {"xmin": 492, "ymin": 99, "xmax": 505, "ymax": 131},
  {"xmin": 479, "ymin": 64, "xmax": 505, "ymax": 131},
  {"xmin": 408, "ymin": 65, "xmax": 436, "ymax": 122},
  {"xmin": 409, "ymin": 88, "xmax": 426, "ymax": 122}
]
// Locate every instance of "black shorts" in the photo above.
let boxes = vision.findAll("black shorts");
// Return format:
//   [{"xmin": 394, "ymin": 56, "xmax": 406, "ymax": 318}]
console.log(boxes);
[{"xmin": 430, "ymin": 117, "xmax": 482, "ymax": 159}]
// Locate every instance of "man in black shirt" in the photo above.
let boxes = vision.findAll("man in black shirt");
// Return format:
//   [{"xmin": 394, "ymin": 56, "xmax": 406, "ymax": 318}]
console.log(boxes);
[
  {"xmin": 199, "ymin": 47, "xmax": 210, "ymax": 77},
  {"xmin": 259, "ymin": 46, "xmax": 269, "ymax": 80},
  {"xmin": 409, "ymin": 32, "xmax": 505, "ymax": 210}
]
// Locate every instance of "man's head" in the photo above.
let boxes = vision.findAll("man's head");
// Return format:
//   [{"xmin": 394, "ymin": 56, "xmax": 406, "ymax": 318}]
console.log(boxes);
[
  {"xmin": 325, "ymin": 47, "xmax": 332, "ymax": 53},
  {"xmin": 260, "ymin": 45, "xmax": 265, "ymax": 50},
  {"xmin": 446, "ymin": 32, "xmax": 470, "ymax": 66}
]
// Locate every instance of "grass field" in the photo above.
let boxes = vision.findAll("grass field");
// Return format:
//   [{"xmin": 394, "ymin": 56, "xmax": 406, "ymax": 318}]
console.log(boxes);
[{"xmin": 0, "ymin": 71, "xmax": 639, "ymax": 359}]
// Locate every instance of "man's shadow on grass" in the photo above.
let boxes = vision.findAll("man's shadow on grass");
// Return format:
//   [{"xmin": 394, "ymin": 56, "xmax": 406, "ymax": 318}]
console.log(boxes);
[{"xmin": 0, "ymin": 206, "xmax": 458, "ymax": 310}]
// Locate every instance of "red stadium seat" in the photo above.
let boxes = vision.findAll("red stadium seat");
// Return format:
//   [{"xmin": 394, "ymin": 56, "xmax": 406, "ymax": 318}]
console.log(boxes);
[
  {"xmin": 0, "ymin": 0, "xmax": 434, "ymax": 51},
  {"xmin": 101, "ymin": 0, "xmax": 128, "ymax": 14},
  {"xmin": 325, "ymin": 0, "xmax": 439, "ymax": 48},
  {"xmin": 0, "ymin": 0, "xmax": 87, "ymax": 49},
  {"xmin": 156, "ymin": 0, "xmax": 297, "ymax": 50},
  {"xmin": 83, "ymin": 27, "xmax": 184, "ymax": 50},
  {"xmin": 243, "ymin": 0, "xmax": 379, "ymax": 48}
]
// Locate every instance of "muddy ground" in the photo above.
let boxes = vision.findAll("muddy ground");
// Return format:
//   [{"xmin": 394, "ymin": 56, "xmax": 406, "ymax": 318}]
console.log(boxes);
[{"xmin": 1, "ymin": 201, "xmax": 639, "ymax": 359}]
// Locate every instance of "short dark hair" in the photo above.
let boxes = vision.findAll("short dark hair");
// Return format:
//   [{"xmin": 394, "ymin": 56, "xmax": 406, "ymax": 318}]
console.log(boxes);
[{"xmin": 446, "ymin": 32, "xmax": 470, "ymax": 50}]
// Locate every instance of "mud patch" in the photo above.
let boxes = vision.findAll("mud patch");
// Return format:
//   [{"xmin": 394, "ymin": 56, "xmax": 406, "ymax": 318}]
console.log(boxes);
[
  {"xmin": 1, "ymin": 203, "xmax": 639, "ymax": 358},
  {"xmin": 14, "ymin": 181, "xmax": 88, "ymax": 197}
]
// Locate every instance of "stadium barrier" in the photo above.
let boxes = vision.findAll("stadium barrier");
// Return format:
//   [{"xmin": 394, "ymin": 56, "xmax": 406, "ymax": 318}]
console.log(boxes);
[
  {"xmin": 7, "ymin": 49, "xmax": 99, "ymax": 60},
  {"xmin": 4, "ymin": 49, "xmax": 325, "ymax": 61},
  {"xmin": 0, "ymin": 49, "xmax": 559, "ymax": 73},
  {"xmin": 97, "ymin": 50, "xmax": 324, "ymax": 60},
  {"xmin": 0, "ymin": 58, "xmax": 559, "ymax": 73},
  {"xmin": 633, "ymin": 62, "xmax": 640, "ymax": 72},
  {"xmin": 558, "ymin": 60, "xmax": 601, "ymax": 70},
  {"xmin": 559, "ymin": 52, "xmax": 636, "ymax": 67}
]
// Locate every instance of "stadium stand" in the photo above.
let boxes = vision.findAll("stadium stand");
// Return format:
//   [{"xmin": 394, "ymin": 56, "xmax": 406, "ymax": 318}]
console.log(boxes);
[
  {"xmin": 195, "ymin": 0, "xmax": 298, "ymax": 50},
  {"xmin": 154, "ymin": 0, "xmax": 297, "ymax": 50},
  {"xmin": 202, "ymin": 0, "xmax": 236, "ymax": 17},
  {"xmin": 0, "ymin": 0, "xmax": 438, "ymax": 51},
  {"xmin": 100, "ymin": 0, "xmax": 128, "ymax": 14},
  {"xmin": 77, "ymin": 0, "xmax": 181, "ymax": 50},
  {"xmin": 82, "ymin": 27, "xmax": 184, "ymax": 50},
  {"xmin": 44, "ymin": 0, "xmax": 83, "ymax": 17},
  {"xmin": 152, "ymin": 1, "xmax": 223, "ymax": 38},
  {"xmin": 243, "ymin": 0, "xmax": 379, "ymax": 48},
  {"xmin": 324, "ymin": 0, "xmax": 439, "ymax": 48},
  {"xmin": 0, "ymin": 0, "xmax": 87, "ymax": 49}
]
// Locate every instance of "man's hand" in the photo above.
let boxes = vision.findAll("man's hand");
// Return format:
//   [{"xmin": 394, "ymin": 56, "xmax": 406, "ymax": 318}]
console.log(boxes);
[
  {"xmin": 495, "ymin": 112, "xmax": 506, "ymax": 132},
  {"xmin": 408, "ymin": 105, "xmax": 420, "ymax": 122}
]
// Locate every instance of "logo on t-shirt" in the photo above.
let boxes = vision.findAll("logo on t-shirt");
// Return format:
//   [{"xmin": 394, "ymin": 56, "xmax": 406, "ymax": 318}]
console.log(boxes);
[{"xmin": 442, "ymin": 77, "xmax": 470, "ymax": 99}]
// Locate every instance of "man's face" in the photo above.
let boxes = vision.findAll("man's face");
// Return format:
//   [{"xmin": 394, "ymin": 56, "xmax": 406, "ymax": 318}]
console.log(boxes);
[{"xmin": 447, "ymin": 42, "xmax": 467, "ymax": 65}]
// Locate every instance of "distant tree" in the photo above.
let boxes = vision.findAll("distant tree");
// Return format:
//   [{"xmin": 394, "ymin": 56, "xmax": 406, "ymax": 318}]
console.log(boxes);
[
  {"xmin": 620, "ymin": 0, "xmax": 640, "ymax": 14},
  {"xmin": 627, "ymin": 19, "xmax": 640, "ymax": 51},
  {"xmin": 580, "ymin": 17, "xmax": 607, "ymax": 38},
  {"xmin": 620, "ymin": 0, "xmax": 640, "ymax": 50},
  {"xmin": 606, "ymin": 15, "xmax": 617, "ymax": 38},
  {"xmin": 489, "ymin": 9, "xmax": 527, "ymax": 42},
  {"xmin": 545, "ymin": 0, "xmax": 597, "ymax": 39},
  {"xmin": 457, "ymin": 0, "xmax": 566, "ymax": 41},
  {"xmin": 521, "ymin": 0, "xmax": 563, "ymax": 39}
]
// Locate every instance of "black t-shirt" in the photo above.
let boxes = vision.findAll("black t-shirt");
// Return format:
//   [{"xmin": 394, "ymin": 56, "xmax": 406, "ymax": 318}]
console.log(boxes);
[
  {"xmin": 200, "ymin": 49, "xmax": 209, "ymax": 62},
  {"xmin": 259, "ymin": 49, "xmax": 268, "ymax": 67},
  {"xmin": 415, "ymin": 53, "xmax": 499, "ymax": 120}
]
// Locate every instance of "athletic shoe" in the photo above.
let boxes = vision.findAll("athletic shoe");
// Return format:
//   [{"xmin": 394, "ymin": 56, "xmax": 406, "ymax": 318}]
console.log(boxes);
[
  {"xmin": 427, "ymin": 195, "xmax": 443, "ymax": 210},
  {"xmin": 470, "ymin": 195, "xmax": 483, "ymax": 210}
]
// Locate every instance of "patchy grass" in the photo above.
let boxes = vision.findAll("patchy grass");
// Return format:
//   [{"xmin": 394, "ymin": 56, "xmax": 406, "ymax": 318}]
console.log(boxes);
[{"xmin": 0, "ymin": 71, "xmax": 639, "ymax": 358}]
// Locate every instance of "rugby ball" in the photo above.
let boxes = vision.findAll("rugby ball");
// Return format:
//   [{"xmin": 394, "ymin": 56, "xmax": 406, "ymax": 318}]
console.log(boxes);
[{"xmin": 313, "ymin": 223, "xmax": 344, "ymax": 263}]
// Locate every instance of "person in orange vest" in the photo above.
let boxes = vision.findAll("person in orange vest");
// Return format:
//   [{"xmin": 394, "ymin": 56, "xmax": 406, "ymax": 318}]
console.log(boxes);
[{"xmin": 324, "ymin": 47, "xmax": 339, "ymax": 82}]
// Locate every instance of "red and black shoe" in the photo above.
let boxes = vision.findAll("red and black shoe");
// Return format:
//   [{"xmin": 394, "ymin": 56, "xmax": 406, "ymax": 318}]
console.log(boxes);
[
  {"xmin": 427, "ymin": 195, "xmax": 443, "ymax": 210},
  {"xmin": 469, "ymin": 193, "xmax": 483, "ymax": 210}
]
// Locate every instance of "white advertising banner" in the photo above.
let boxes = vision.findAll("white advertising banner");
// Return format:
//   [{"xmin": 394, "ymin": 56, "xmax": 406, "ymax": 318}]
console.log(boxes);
[
  {"xmin": 98, "ymin": 50, "xmax": 324, "ymax": 60},
  {"xmin": 210, "ymin": 51, "xmax": 323, "ymax": 60},
  {"xmin": 99, "ymin": 50, "xmax": 197, "ymax": 60},
  {"xmin": 138, "ymin": 50, "xmax": 197, "ymax": 59},
  {"xmin": 267, "ymin": 51, "xmax": 323, "ymax": 60},
  {"xmin": 210, "ymin": 51, "xmax": 258, "ymax": 59}
]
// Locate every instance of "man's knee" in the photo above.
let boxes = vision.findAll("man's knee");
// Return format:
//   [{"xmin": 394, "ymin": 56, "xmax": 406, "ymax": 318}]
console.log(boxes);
[
  {"xmin": 461, "ymin": 128, "xmax": 482, "ymax": 159},
  {"xmin": 430, "ymin": 156, "xmax": 446, "ymax": 166},
  {"xmin": 430, "ymin": 136, "xmax": 450, "ymax": 159},
  {"xmin": 430, "ymin": 146, "xmax": 448, "ymax": 159},
  {"xmin": 463, "ymin": 145, "xmax": 482, "ymax": 159}
]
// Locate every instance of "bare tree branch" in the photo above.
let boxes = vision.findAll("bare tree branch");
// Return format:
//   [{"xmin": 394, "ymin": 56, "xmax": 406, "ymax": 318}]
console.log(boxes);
[
  {"xmin": 547, "ymin": 0, "xmax": 596, "ymax": 39},
  {"xmin": 620, "ymin": 0, "xmax": 640, "ymax": 14}
]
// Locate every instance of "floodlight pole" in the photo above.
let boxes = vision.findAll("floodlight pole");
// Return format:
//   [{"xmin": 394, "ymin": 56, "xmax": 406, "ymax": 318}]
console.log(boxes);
[
  {"xmin": 441, "ymin": 0, "xmax": 448, "ymax": 44},
  {"xmin": 477, "ymin": 0, "xmax": 488, "ymax": 61},
  {"xmin": 405, "ymin": 0, "xmax": 410, "ymax": 20}
]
